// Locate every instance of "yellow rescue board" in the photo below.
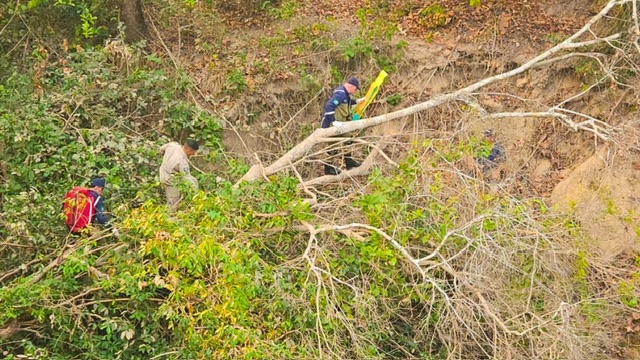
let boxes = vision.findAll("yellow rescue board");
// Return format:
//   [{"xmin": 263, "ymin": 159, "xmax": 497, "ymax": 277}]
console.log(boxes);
[{"xmin": 352, "ymin": 70, "xmax": 388, "ymax": 120}]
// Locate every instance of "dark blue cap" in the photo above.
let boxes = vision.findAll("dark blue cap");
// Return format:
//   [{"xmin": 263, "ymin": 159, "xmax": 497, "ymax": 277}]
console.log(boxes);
[
  {"xmin": 90, "ymin": 177, "xmax": 106, "ymax": 188},
  {"xmin": 347, "ymin": 77, "xmax": 360, "ymax": 90}
]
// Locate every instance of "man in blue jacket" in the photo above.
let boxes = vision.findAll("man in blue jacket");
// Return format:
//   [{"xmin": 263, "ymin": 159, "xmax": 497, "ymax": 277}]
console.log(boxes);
[
  {"xmin": 88, "ymin": 177, "xmax": 119, "ymax": 237},
  {"xmin": 320, "ymin": 77, "xmax": 365, "ymax": 175}
]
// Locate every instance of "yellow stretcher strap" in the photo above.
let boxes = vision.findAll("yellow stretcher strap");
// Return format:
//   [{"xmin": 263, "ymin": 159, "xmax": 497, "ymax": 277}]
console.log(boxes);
[{"xmin": 352, "ymin": 70, "xmax": 388, "ymax": 120}]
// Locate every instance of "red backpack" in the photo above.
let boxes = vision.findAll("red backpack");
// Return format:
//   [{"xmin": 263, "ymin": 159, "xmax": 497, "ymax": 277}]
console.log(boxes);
[{"xmin": 63, "ymin": 187, "xmax": 98, "ymax": 233}]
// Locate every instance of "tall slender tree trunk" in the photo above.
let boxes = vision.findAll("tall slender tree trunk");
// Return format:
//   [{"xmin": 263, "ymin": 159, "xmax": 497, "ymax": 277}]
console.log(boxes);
[{"xmin": 118, "ymin": 0, "xmax": 149, "ymax": 43}]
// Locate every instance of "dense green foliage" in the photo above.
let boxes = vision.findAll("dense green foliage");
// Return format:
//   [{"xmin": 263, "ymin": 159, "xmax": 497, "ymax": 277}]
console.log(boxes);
[
  {"xmin": 2, "ymin": 0, "xmax": 638, "ymax": 359},
  {"xmin": 0, "ymin": 140, "xmax": 588, "ymax": 359},
  {"xmin": 0, "ymin": 43, "xmax": 222, "ymax": 254},
  {"xmin": 0, "ymin": 0, "xmax": 116, "ymax": 48}
]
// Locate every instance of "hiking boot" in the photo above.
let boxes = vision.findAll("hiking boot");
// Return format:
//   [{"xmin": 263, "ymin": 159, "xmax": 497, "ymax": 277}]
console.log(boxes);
[
  {"xmin": 345, "ymin": 157, "xmax": 361, "ymax": 169},
  {"xmin": 324, "ymin": 164, "xmax": 341, "ymax": 175}
]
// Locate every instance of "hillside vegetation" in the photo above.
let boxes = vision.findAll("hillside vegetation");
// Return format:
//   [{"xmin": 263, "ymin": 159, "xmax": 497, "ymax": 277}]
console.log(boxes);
[{"xmin": 1, "ymin": 0, "xmax": 640, "ymax": 359}]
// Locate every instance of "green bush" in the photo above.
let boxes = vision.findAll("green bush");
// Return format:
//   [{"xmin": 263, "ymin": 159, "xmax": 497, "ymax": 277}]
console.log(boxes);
[{"xmin": 0, "ymin": 42, "xmax": 222, "ymax": 273}]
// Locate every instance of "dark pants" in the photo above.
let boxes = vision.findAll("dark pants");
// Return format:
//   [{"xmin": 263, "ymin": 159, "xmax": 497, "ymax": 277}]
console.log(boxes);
[
  {"xmin": 324, "ymin": 140, "xmax": 360, "ymax": 175},
  {"xmin": 320, "ymin": 113, "xmax": 361, "ymax": 175}
]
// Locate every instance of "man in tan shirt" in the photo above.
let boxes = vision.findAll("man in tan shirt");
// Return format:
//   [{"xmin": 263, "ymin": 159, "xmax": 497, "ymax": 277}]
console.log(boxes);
[{"xmin": 159, "ymin": 139, "xmax": 199, "ymax": 212}]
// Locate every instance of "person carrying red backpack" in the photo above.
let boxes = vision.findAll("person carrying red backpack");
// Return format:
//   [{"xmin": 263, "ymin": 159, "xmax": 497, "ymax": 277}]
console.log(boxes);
[{"xmin": 63, "ymin": 177, "xmax": 118, "ymax": 236}]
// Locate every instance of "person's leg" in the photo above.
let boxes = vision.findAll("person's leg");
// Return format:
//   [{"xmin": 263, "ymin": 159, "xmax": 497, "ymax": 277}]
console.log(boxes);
[
  {"xmin": 162, "ymin": 184, "xmax": 182, "ymax": 212},
  {"xmin": 324, "ymin": 164, "xmax": 340, "ymax": 175},
  {"xmin": 332, "ymin": 104, "xmax": 361, "ymax": 172},
  {"xmin": 344, "ymin": 153, "xmax": 360, "ymax": 169},
  {"xmin": 343, "ymin": 139, "xmax": 361, "ymax": 169},
  {"xmin": 325, "ymin": 142, "xmax": 360, "ymax": 173},
  {"xmin": 324, "ymin": 147, "xmax": 341, "ymax": 175}
]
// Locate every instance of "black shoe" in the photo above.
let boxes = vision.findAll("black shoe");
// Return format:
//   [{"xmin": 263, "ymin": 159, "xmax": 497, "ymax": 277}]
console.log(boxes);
[
  {"xmin": 345, "ymin": 157, "xmax": 361, "ymax": 169},
  {"xmin": 324, "ymin": 165, "xmax": 341, "ymax": 175}
]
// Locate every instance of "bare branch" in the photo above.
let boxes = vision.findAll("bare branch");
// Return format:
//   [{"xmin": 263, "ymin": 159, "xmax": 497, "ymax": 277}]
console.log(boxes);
[{"xmin": 482, "ymin": 111, "xmax": 614, "ymax": 140}]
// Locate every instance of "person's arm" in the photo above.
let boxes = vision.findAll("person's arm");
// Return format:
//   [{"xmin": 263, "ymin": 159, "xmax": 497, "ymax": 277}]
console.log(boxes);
[
  {"xmin": 93, "ymin": 196, "xmax": 111, "ymax": 228},
  {"xmin": 179, "ymin": 158, "xmax": 198, "ymax": 189},
  {"xmin": 186, "ymin": 174, "xmax": 199, "ymax": 189}
]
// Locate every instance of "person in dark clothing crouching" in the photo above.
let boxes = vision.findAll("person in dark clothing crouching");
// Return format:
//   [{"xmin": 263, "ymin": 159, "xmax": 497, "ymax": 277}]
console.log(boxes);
[{"xmin": 477, "ymin": 129, "xmax": 506, "ymax": 173}]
